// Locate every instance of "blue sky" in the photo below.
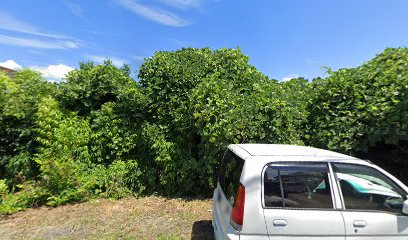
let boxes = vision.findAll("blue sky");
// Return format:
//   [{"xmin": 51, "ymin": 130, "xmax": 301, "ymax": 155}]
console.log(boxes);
[{"xmin": 0, "ymin": 0, "xmax": 407, "ymax": 81}]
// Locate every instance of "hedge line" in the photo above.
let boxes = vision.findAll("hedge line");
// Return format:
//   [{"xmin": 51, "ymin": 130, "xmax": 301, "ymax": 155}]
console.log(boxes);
[{"xmin": 0, "ymin": 47, "xmax": 407, "ymax": 213}]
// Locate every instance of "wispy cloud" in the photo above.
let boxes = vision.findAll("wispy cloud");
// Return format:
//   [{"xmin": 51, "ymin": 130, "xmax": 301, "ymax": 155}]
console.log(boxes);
[
  {"xmin": 63, "ymin": 0, "xmax": 85, "ymax": 18},
  {"xmin": 115, "ymin": 0, "xmax": 190, "ymax": 27},
  {"xmin": 88, "ymin": 55, "xmax": 127, "ymax": 67},
  {"xmin": 63, "ymin": 0, "xmax": 95, "ymax": 27},
  {"xmin": 0, "ymin": 10, "xmax": 74, "ymax": 40},
  {"xmin": 0, "ymin": 35, "xmax": 79, "ymax": 49},
  {"xmin": 160, "ymin": 0, "xmax": 203, "ymax": 10},
  {"xmin": 169, "ymin": 38, "xmax": 194, "ymax": 48},
  {"xmin": 0, "ymin": 59, "xmax": 22, "ymax": 70},
  {"xmin": 0, "ymin": 10, "xmax": 82, "ymax": 49},
  {"xmin": 29, "ymin": 50, "xmax": 48, "ymax": 56},
  {"xmin": 131, "ymin": 55, "xmax": 145, "ymax": 63},
  {"xmin": 281, "ymin": 74, "xmax": 300, "ymax": 82},
  {"xmin": 305, "ymin": 58, "xmax": 319, "ymax": 65},
  {"xmin": 30, "ymin": 64, "xmax": 74, "ymax": 82}
]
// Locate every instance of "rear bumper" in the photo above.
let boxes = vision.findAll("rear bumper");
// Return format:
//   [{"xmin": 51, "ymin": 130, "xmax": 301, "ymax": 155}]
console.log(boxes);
[
  {"xmin": 212, "ymin": 197, "xmax": 223, "ymax": 240},
  {"xmin": 213, "ymin": 201, "xmax": 240, "ymax": 240}
]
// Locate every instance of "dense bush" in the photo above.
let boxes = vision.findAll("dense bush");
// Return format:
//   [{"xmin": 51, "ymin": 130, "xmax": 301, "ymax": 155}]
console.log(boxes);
[
  {"xmin": 1, "ymin": 47, "xmax": 407, "ymax": 214},
  {"xmin": 307, "ymin": 49, "xmax": 408, "ymax": 154},
  {"xmin": 307, "ymin": 47, "xmax": 408, "ymax": 182},
  {"xmin": 139, "ymin": 48, "xmax": 310, "ymax": 194},
  {"xmin": 0, "ymin": 70, "xmax": 54, "ymax": 185}
]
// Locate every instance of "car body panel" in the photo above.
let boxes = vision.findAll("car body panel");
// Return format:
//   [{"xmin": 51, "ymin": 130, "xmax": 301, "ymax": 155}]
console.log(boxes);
[
  {"xmin": 213, "ymin": 185, "xmax": 235, "ymax": 240},
  {"xmin": 263, "ymin": 209, "xmax": 346, "ymax": 239},
  {"xmin": 341, "ymin": 211, "xmax": 408, "ymax": 239}
]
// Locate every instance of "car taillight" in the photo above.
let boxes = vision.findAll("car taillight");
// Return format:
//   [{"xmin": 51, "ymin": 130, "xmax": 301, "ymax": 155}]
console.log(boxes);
[{"xmin": 231, "ymin": 183, "xmax": 245, "ymax": 228}]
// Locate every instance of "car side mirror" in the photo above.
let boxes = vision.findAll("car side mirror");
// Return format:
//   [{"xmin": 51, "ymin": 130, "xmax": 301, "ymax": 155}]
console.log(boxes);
[{"xmin": 403, "ymin": 199, "xmax": 408, "ymax": 215}]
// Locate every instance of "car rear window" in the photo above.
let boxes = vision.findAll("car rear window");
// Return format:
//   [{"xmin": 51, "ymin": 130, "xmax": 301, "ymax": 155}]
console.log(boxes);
[
  {"xmin": 218, "ymin": 149, "xmax": 245, "ymax": 201},
  {"xmin": 263, "ymin": 163, "xmax": 333, "ymax": 209}
]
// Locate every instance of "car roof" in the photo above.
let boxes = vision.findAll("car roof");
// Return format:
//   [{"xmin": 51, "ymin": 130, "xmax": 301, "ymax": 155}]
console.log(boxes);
[{"xmin": 229, "ymin": 144, "xmax": 359, "ymax": 161}]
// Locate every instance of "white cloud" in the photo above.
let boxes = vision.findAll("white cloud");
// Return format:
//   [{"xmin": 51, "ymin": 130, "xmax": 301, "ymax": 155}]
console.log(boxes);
[
  {"xmin": 160, "ymin": 0, "xmax": 203, "ymax": 10},
  {"xmin": 89, "ymin": 55, "xmax": 127, "ymax": 67},
  {"xmin": 0, "ymin": 60, "xmax": 22, "ymax": 70},
  {"xmin": 281, "ymin": 74, "xmax": 300, "ymax": 82},
  {"xmin": 0, "ymin": 59, "xmax": 74, "ymax": 81},
  {"xmin": 0, "ymin": 35, "xmax": 79, "ymax": 49},
  {"xmin": 30, "ymin": 64, "xmax": 74, "ymax": 82},
  {"xmin": 115, "ymin": 0, "xmax": 190, "ymax": 27},
  {"xmin": 0, "ymin": 10, "xmax": 82, "ymax": 49}
]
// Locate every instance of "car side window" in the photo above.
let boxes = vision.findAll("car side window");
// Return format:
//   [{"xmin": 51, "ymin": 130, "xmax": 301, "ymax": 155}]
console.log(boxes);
[
  {"xmin": 333, "ymin": 163, "xmax": 406, "ymax": 213},
  {"xmin": 218, "ymin": 149, "xmax": 245, "ymax": 201},
  {"xmin": 263, "ymin": 163, "xmax": 333, "ymax": 209}
]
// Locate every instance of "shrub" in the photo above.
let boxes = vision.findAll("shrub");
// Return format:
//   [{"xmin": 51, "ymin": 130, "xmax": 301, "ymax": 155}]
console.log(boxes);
[
  {"xmin": 0, "ymin": 179, "xmax": 8, "ymax": 198},
  {"xmin": 0, "ymin": 181, "xmax": 49, "ymax": 214}
]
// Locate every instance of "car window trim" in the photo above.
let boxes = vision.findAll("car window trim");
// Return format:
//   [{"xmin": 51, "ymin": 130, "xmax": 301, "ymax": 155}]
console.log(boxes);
[
  {"xmin": 340, "ymin": 208, "xmax": 408, "ymax": 216},
  {"xmin": 277, "ymin": 168, "xmax": 286, "ymax": 207},
  {"xmin": 262, "ymin": 161, "xmax": 338, "ymax": 210},
  {"xmin": 328, "ymin": 162, "xmax": 344, "ymax": 209}
]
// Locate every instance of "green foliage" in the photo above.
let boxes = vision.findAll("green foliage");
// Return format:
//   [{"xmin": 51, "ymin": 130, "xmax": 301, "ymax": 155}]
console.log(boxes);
[
  {"xmin": 0, "ymin": 179, "xmax": 8, "ymax": 197},
  {"xmin": 307, "ymin": 48, "xmax": 408, "ymax": 153},
  {"xmin": 139, "ymin": 48, "xmax": 213, "ymax": 130},
  {"xmin": 277, "ymin": 77, "xmax": 312, "ymax": 143},
  {"xmin": 140, "ymin": 48, "xmax": 311, "ymax": 193},
  {"xmin": 140, "ymin": 48, "xmax": 286, "ymax": 194},
  {"xmin": 59, "ymin": 60, "xmax": 148, "ymax": 166},
  {"xmin": 58, "ymin": 61, "xmax": 135, "ymax": 117},
  {"xmin": 0, "ymin": 193, "xmax": 22, "ymax": 214},
  {"xmin": 0, "ymin": 70, "xmax": 54, "ymax": 184},
  {"xmin": 0, "ymin": 181, "xmax": 49, "ymax": 214},
  {"xmin": 90, "ymin": 101, "xmax": 144, "ymax": 165},
  {"xmin": 95, "ymin": 160, "xmax": 140, "ymax": 198},
  {"xmin": 1, "ymin": 47, "xmax": 408, "ymax": 213},
  {"xmin": 35, "ymin": 96, "xmax": 91, "ymax": 193}
]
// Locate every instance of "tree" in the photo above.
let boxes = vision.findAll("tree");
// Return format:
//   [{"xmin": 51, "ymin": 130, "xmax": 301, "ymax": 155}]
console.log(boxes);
[
  {"xmin": 58, "ymin": 60, "xmax": 148, "ymax": 165},
  {"xmin": 0, "ymin": 70, "xmax": 54, "ymax": 184},
  {"xmin": 138, "ymin": 48, "xmax": 308, "ymax": 195},
  {"xmin": 58, "ymin": 61, "xmax": 134, "ymax": 117}
]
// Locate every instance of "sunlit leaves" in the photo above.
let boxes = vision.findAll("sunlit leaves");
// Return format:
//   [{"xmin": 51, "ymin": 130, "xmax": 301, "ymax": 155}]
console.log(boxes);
[{"xmin": 307, "ymin": 48, "xmax": 408, "ymax": 153}]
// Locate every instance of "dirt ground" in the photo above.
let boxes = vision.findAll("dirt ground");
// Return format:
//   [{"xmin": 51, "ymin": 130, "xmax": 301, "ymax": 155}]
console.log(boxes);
[{"xmin": 0, "ymin": 196, "xmax": 214, "ymax": 240}]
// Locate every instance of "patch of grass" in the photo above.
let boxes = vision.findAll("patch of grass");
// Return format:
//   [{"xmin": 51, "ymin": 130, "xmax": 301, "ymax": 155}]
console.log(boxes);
[
  {"xmin": 157, "ymin": 234, "xmax": 183, "ymax": 240},
  {"xmin": 0, "ymin": 196, "xmax": 214, "ymax": 240}
]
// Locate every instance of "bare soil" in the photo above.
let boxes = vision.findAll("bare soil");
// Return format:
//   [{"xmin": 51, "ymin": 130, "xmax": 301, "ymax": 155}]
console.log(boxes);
[{"xmin": 0, "ymin": 196, "xmax": 214, "ymax": 240}]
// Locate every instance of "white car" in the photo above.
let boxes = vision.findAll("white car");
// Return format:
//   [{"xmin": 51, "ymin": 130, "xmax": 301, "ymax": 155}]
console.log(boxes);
[{"xmin": 212, "ymin": 144, "xmax": 408, "ymax": 240}]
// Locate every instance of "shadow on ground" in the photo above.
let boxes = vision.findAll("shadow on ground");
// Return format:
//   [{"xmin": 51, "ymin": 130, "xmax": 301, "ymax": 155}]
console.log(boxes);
[{"xmin": 191, "ymin": 220, "xmax": 214, "ymax": 240}]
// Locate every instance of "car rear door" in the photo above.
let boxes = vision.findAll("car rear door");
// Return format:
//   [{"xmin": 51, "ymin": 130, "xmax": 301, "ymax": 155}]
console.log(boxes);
[
  {"xmin": 332, "ymin": 163, "xmax": 408, "ymax": 239},
  {"xmin": 262, "ymin": 162, "xmax": 346, "ymax": 240}
]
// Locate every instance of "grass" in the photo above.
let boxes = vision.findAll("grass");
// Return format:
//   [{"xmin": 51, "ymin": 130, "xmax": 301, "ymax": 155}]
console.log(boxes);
[{"xmin": 0, "ymin": 196, "xmax": 214, "ymax": 240}]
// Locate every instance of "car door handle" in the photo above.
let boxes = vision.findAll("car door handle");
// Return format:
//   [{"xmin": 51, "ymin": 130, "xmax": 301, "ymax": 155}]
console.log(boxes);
[
  {"xmin": 353, "ymin": 220, "xmax": 367, "ymax": 228},
  {"xmin": 273, "ymin": 219, "xmax": 288, "ymax": 227}
]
